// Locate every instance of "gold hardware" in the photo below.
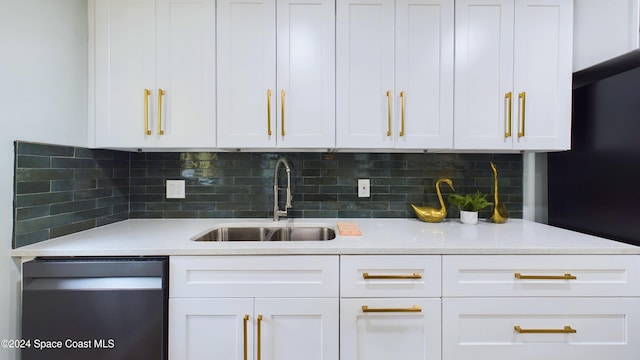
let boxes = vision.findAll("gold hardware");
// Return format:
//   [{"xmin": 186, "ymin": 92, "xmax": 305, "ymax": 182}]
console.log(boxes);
[
  {"xmin": 514, "ymin": 325, "xmax": 577, "ymax": 334},
  {"xmin": 504, "ymin": 92, "xmax": 512, "ymax": 138},
  {"xmin": 257, "ymin": 314, "xmax": 263, "ymax": 360},
  {"xmin": 412, "ymin": 178, "xmax": 455, "ymax": 223},
  {"xmin": 514, "ymin": 273, "xmax": 577, "ymax": 280},
  {"xmin": 281, "ymin": 89, "xmax": 285, "ymax": 136},
  {"xmin": 362, "ymin": 305, "xmax": 422, "ymax": 313},
  {"xmin": 489, "ymin": 162, "xmax": 508, "ymax": 224},
  {"xmin": 386, "ymin": 90, "xmax": 392, "ymax": 136},
  {"xmin": 267, "ymin": 89, "xmax": 272, "ymax": 136},
  {"xmin": 518, "ymin": 91, "xmax": 526, "ymax": 137},
  {"xmin": 400, "ymin": 91, "xmax": 406, "ymax": 136},
  {"xmin": 362, "ymin": 272, "xmax": 422, "ymax": 279},
  {"xmin": 144, "ymin": 89, "xmax": 152, "ymax": 135},
  {"xmin": 157, "ymin": 89, "xmax": 165, "ymax": 135},
  {"xmin": 243, "ymin": 314, "xmax": 249, "ymax": 360}
]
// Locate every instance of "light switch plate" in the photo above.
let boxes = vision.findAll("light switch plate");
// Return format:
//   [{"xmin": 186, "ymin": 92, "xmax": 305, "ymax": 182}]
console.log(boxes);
[
  {"xmin": 358, "ymin": 179, "xmax": 370, "ymax": 198},
  {"xmin": 166, "ymin": 180, "xmax": 186, "ymax": 199}
]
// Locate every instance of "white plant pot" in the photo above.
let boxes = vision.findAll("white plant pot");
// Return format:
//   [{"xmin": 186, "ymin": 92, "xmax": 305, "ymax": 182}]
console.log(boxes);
[{"xmin": 460, "ymin": 210, "xmax": 478, "ymax": 225}]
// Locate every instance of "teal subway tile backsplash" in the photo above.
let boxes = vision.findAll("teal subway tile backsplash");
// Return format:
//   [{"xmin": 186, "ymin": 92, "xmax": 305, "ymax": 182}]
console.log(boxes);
[
  {"xmin": 13, "ymin": 141, "xmax": 130, "ymax": 247},
  {"xmin": 130, "ymin": 152, "xmax": 522, "ymax": 219},
  {"xmin": 14, "ymin": 141, "xmax": 523, "ymax": 247}
]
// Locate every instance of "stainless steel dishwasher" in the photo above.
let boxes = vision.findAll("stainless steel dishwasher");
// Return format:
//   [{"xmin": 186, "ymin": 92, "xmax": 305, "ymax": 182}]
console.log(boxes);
[{"xmin": 21, "ymin": 257, "xmax": 168, "ymax": 360}]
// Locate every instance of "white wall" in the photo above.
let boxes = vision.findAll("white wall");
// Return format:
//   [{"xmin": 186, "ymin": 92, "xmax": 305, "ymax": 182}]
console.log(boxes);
[{"xmin": 0, "ymin": 0, "xmax": 87, "ymax": 358}]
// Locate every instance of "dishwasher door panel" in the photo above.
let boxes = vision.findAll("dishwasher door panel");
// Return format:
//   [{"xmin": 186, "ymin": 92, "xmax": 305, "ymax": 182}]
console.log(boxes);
[{"xmin": 21, "ymin": 257, "xmax": 168, "ymax": 360}]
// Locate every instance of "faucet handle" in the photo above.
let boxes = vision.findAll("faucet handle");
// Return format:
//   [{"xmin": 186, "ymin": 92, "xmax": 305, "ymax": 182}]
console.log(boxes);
[{"xmin": 286, "ymin": 188, "xmax": 292, "ymax": 209}]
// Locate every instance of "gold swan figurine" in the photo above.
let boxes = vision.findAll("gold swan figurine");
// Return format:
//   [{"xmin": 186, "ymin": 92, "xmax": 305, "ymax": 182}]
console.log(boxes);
[
  {"xmin": 412, "ymin": 178, "xmax": 455, "ymax": 223},
  {"xmin": 489, "ymin": 162, "xmax": 509, "ymax": 223}
]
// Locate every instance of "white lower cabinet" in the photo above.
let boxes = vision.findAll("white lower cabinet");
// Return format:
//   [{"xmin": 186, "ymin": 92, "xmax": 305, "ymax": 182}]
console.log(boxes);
[
  {"xmin": 443, "ymin": 297, "xmax": 640, "ymax": 360},
  {"xmin": 169, "ymin": 256, "xmax": 339, "ymax": 360},
  {"xmin": 340, "ymin": 255, "xmax": 442, "ymax": 360},
  {"xmin": 341, "ymin": 298, "xmax": 441, "ymax": 360},
  {"xmin": 169, "ymin": 254, "xmax": 640, "ymax": 360},
  {"xmin": 170, "ymin": 297, "xmax": 338, "ymax": 360},
  {"xmin": 442, "ymin": 255, "xmax": 640, "ymax": 360}
]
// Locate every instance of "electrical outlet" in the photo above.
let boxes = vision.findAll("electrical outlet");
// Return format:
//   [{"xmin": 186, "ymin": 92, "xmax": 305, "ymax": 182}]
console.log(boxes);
[
  {"xmin": 358, "ymin": 179, "xmax": 370, "ymax": 198},
  {"xmin": 166, "ymin": 180, "xmax": 186, "ymax": 199}
]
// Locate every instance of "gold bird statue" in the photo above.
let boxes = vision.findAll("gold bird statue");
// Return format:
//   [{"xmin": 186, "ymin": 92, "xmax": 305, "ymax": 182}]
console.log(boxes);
[
  {"xmin": 412, "ymin": 178, "xmax": 455, "ymax": 223},
  {"xmin": 489, "ymin": 162, "xmax": 509, "ymax": 223}
]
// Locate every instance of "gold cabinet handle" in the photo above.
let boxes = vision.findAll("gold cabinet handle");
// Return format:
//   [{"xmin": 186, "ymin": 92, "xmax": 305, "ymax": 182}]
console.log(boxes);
[
  {"xmin": 514, "ymin": 273, "xmax": 577, "ymax": 280},
  {"xmin": 400, "ymin": 91, "xmax": 406, "ymax": 137},
  {"xmin": 243, "ymin": 314, "xmax": 249, "ymax": 360},
  {"xmin": 518, "ymin": 91, "xmax": 526, "ymax": 138},
  {"xmin": 157, "ymin": 89, "xmax": 165, "ymax": 135},
  {"xmin": 386, "ymin": 90, "xmax": 392, "ymax": 136},
  {"xmin": 144, "ymin": 89, "xmax": 152, "ymax": 135},
  {"xmin": 267, "ymin": 89, "xmax": 272, "ymax": 136},
  {"xmin": 514, "ymin": 325, "xmax": 576, "ymax": 334},
  {"xmin": 281, "ymin": 89, "xmax": 285, "ymax": 136},
  {"xmin": 504, "ymin": 92, "xmax": 512, "ymax": 138},
  {"xmin": 362, "ymin": 305, "xmax": 422, "ymax": 313},
  {"xmin": 257, "ymin": 314, "xmax": 263, "ymax": 360},
  {"xmin": 362, "ymin": 272, "xmax": 422, "ymax": 280}
]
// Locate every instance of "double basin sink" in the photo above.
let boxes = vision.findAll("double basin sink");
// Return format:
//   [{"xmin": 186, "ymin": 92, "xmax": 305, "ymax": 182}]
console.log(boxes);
[{"xmin": 193, "ymin": 225, "xmax": 336, "ymax": 242}]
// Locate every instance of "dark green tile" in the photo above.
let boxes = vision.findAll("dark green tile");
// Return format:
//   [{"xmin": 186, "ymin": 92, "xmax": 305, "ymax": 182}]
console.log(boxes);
[
  {"xmin": 17, "ymin": 142, "xmax": 74, "ymax": 157},
  {"xmin": 17, "ymin": 155, "xmax": 51, "ymax": 168},
  {"xmin": 16, "ymin": 181, "xmax": 50, "ymax": 195}
]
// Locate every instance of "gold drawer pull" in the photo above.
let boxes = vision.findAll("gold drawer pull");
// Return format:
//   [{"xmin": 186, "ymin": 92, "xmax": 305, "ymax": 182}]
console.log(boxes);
[
  {"xmin": 514, "ymin": 325, "xmax": 576, "ymax": 334},
  {"xmin": 514, "ymin": 273, "xmax": 577, "ymax": 280},
  {"xmin": 386, "ymin": 90, "xmax": 392, "ymax": 136},
  {"xmin": 157, "ymin": 89, "xmax": 165, "ymax": 135},
  {"xmin": 518, "ymin": 91, "xmax": 526, "ymax": 138},
  {"xmin": 400, "ymin": 90, "xmax": 406, "ymax": 137},
  {"xmin": 257, "ymin": 314, "xmax": 263, "ymax": 360},
  {"xmin": 362, "ymin": 272, "xmax": 422, "ymax": 280},
  {"xmin": 267, "ymin": 89, "xmax": 272, "ymax": 136},
  {"xmin": 281, "ymin": 89, "xmax": 285, "ymax": 136},
  {"xmin": 143, "ymin": 89, "xmax": 152, "ymax": 135},
  {"xmin": 362, "ymin": 305, "xmax": 422, "ymax": 313},
  {"xmin": 504, "ymin": 91, "xmax": 512, "ymax": 138},
  {"xmin": 243, "ymin": 314, "xmax": 249, "ymax": 360}
]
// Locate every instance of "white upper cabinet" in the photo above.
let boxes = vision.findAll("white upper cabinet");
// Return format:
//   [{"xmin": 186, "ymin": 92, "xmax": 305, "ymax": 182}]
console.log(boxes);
[
  {"xmin": 337, "ymin": 0, "xmax": 454, "ymax": 149},
  {"xmin": 454, "ymin": 0, "xmax": 572, "ymax": 151},
  {"xmin": 217, "ymin": 0, "xmax": 335, "ymax": 149},
  {"xmin": 91, "ymin": 0, "xmax": 216, "ymax": 148},
  {"xmin": 573, "ymin": 0, "xmax": 640, "ymax": 72}
]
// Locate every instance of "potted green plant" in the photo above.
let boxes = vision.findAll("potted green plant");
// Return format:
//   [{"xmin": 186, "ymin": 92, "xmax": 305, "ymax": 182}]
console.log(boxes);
[{"xmin": 448, "ymin": 191, "xmax": 493, "ymax": 224}]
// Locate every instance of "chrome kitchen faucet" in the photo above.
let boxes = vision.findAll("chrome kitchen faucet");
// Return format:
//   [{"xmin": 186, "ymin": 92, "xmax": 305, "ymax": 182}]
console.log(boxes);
[{"xmin": 273, "ymin": 157, "xmax": 292, "ymax": 221}]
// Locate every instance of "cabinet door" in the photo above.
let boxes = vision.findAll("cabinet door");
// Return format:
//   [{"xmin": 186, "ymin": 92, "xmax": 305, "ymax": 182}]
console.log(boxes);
[
  {"xmin": 155, "ymin": 0, "xmax": 215, "ymax": 148},
  {"xmin": 336, "ymin": 0, "xmax": 395, "ymax": 148},
  {"xmin": 512, "ymin": 0, "xmax": 572, "ymax": 150},
  {"xmin": 257, "ymin": 298, "xmax": 339, "ymax": 360},
  {"xmin": 94, "ymin": 0, "xmax": 156, "ymax": 148},
  {"xmin": 453, "ymin": 0, "xmax": 514, "ymax": 150},
  {"xmin": 395, "ymin": 0, "xmax": 454, "ymax": 149},
  {"xmin": 340, "ymin": 298, "xmax": 442, "ymax": 360},
  {"xmin": 276, "ymin": 0, "xmax": 335, "ymax": 148},
  {"xmin": 169, "ymin": 298, "xmax": 253, "ymax": 360},
  {"xmin": 217, "ymin": 0, "xmax": 276, "ymax": 148}
]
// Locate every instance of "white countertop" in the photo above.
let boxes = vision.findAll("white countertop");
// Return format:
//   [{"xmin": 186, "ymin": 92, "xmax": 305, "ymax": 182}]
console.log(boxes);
[{"xmin": 11, "ymin": 218, "xmax": 640, "ymax": 257}]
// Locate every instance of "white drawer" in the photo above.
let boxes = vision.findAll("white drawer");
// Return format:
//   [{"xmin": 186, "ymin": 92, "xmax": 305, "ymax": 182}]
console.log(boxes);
[
  {"xmin": 341, "ymin": 298, "xmax": 441, "ymax": 360},
  {"xmin": 442, "ymin": 297, "xmax": 640, "ymax": 360},
  {"xmin": 170, "ymin": 255, "xmax": 338, "ymax": 298},
  {"xmin": 340, "ymin": 255, "xmax": 441, "ymax": 298},
  {"xmin": 443, "ymin": 255, "xmax": 640, "ymax": 297}
]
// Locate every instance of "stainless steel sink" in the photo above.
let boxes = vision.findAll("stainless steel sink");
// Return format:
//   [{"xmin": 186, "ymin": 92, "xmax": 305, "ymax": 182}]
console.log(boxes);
[{"xmin": 193, "ymin": 226, "xmax": 336, "ymax": 241}]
